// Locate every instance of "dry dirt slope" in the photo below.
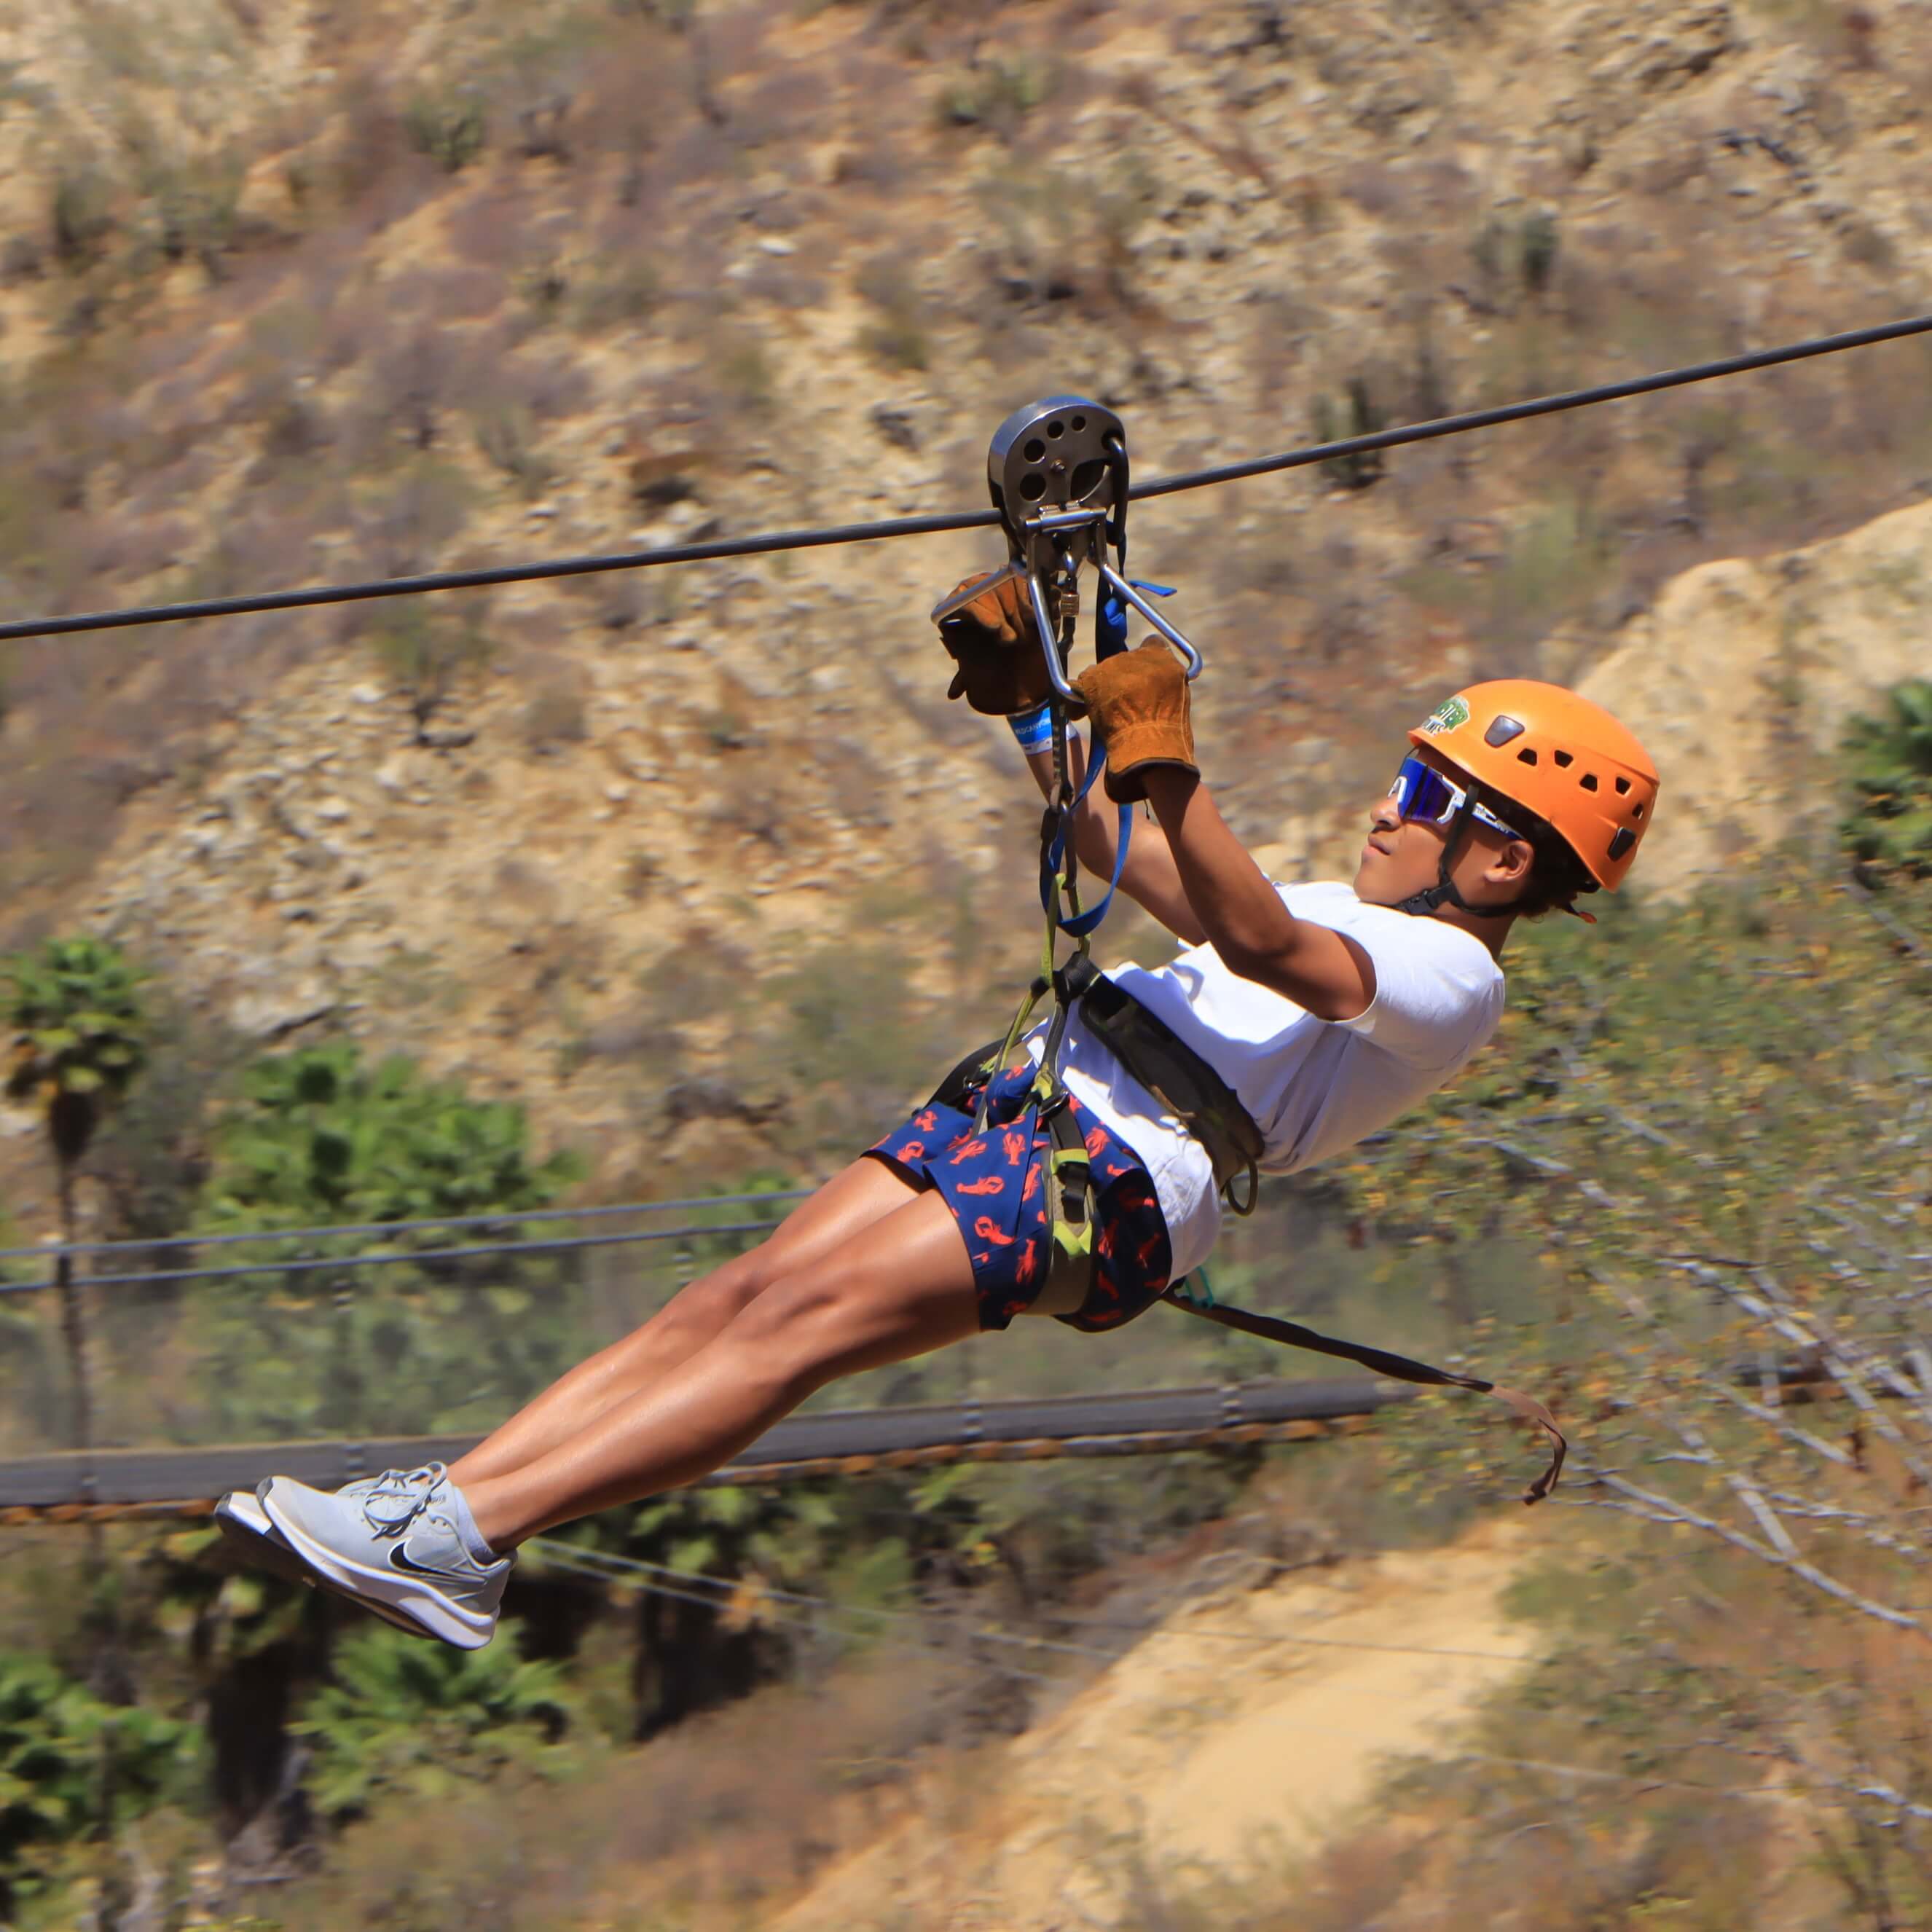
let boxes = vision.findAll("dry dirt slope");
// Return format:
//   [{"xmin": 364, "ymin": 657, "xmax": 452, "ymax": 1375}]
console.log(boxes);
[
  {"xmin": 755, "ymin": 1520, "xmax": 1541, "ymax": 1932},
  {"xmin": 5, "ymin": 0, "xmax": 1932, "ymax": 1226}
]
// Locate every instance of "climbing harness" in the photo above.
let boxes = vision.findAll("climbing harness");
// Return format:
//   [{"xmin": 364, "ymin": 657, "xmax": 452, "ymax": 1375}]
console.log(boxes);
[
  {"xmin": 932, "ymin": 954, "xmax": 1566, "ymax": 1504},
  {"xmin": 930, "ymin": 405, "xmax": 1566, "ymax": 1504}
]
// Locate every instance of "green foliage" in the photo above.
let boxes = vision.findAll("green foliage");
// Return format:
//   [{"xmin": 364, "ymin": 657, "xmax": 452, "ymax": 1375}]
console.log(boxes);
[
  {"xmin": 855, "ymin": 256, "xmax": 931, "ymax": 373},
  {"xmin": 202, "ymin": 1042, "xmax": 576, "ymax": 1230},
  {"xmin": 401, "ymin": 89, "xmax": 488, "ymax": 173},
  {"xmin": 183, "ymin": 1041, "xmax": 587, "ymax": 1437},
  {"xmin": 1841, "ymin": 678, "xmax": 1932, "ymax": 880},
  {"xmin": 939, "ymin": 58, "xmax": 1052, "ymax": 136},
  {"xmin": 293, "ymin": 1622, "xmax": 575, "ymax": 1821},
  {"xmin": 1517, "ymin": 208, "xmax": 1560, "ymax": 294},
  {"xmin": 1312, "ymin": 377, "xmax": 1385, "ymax": 491},
  {"xmin": 0, "ymin": 1653, "xmax": 192, "ymax": 1908},
  {"xmin": 140, "ymin": 151, "xmax": 244, "ymax": 280},
  {"xmin": 1, "ymin": 935, "xmax": 149, "ymax": 1169},
  {"xmin": 49, "ymin": 163, "xmax": 113, "ymax": 268},
  {"xmin": 369, "ymin": 602, "xmax": 492, "ymax": 738},
  {"xmin": 568, "ymin": 256, "xmax": 661, "ymax": 334},
  {"xmin": 470, "ymin": 401, "xmax": 555, "ymax": 500}
]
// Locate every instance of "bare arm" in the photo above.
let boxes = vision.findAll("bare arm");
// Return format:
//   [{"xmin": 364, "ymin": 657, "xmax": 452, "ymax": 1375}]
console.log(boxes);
[
  {"xmin": 1023, "ymin": 734, "xmax": 1207, "ymax": 945},
  {"xmin": 1139, "ymin": 767, "xmax": 1375, "ymax": 1021}
]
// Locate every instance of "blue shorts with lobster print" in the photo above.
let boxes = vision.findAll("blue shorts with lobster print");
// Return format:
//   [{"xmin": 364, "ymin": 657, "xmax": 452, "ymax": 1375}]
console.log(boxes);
[{"xmin": 866, "ymin": 1060, "xmax": 1174, "ymax": 1335}]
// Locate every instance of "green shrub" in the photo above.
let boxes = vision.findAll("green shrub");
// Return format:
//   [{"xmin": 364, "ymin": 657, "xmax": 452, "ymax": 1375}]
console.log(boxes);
[
  {"xmin": 1518, "ymin": 208, "xmax": 1560, "ymax": 294},
  {"xmin": 0, "ymin": 1652, "xmax": 192, "ymax": 1909},
  {"xmin": 568, "ymin": 255, "xmax": 661, "ymax": 333},
  {"xmin": 369, "ymin": 602, "xmax": 492, "ymax": 737},
  {"xmin": 938, "ymin": 58, "xmax": 1051, "ymax": 136},
  {"xmin": 1841, "ymin": 678, "xmax": 1932, "ymax": 880},
  {"xmin": 184, "ymin": 1040, "xmax": 588, "ymax": 1437},
  {"xmin": 142, "ymin": 153, "xmax": 244, "ymax": 278},
  {"xmin": 1312, "ymin": 377, "xmax": 1385, "ymax": 491},
  {"xmin": 856, "ymin": 255, "xmax": 932, "ymax": 372},
  {"xmin": 49, "ymin": 164, "xmax": 114, "ymax": 267},
  {"xmin": 294, "ymin": 1622, "xmax": 575, "ymax": 1820},
  {"xmin": 471, "ymin": 401, "xmax": 554, "ymax": 498},
  {"xmin": 401, "ymin": 89, "xmax": 488, "ymax": 173}
]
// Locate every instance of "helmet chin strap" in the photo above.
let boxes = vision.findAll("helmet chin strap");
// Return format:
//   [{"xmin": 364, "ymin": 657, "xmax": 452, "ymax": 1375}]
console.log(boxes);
[{"xmin": 1391, "ymin": 796, "xmax": 1518, "ymax": 920}]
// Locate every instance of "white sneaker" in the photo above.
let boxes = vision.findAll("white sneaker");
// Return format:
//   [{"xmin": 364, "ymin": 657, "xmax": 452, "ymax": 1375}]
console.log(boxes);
[
  {"xmin": 257, "ymin": 1463, "xmax": 512, "ymax": 1650},
  {"xmin": 214, "ymin": 1483, "xmax": 436, "ymax": 1639}
]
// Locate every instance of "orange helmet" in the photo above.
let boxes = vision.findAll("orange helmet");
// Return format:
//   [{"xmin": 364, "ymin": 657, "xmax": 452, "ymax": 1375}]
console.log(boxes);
[{"xmin": 1410, "ymin": 680, "xmax": 1659, "ymax": 892}]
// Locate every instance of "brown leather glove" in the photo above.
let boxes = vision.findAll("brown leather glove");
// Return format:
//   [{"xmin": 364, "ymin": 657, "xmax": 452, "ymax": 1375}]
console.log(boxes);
[
  {"xmin": 935, "ymin": 571, "xmax": 1059, "ymax": 716},
  {"xmin": 1072, "ymin": 639, "xmax": 1197, "ymax": 804}
]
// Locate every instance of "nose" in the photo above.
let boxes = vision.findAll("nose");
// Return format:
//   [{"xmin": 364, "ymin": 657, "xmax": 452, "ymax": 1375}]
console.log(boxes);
[{"xmin": 1369, "ymin": 793, "xmax": 1402, "ymax": 832}]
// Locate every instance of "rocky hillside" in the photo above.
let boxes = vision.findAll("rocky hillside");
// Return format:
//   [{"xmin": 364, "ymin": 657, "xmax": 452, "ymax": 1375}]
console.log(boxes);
[{"xmin": 3, "ymin": 0, "xmax": 1931, "ymax": 1214}]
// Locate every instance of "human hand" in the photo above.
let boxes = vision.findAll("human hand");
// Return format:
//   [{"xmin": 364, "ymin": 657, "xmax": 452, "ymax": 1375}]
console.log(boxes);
[
  {"xmin": 935, "ymin": 570, "xmax": 1060, "ymax": 716},
  {"xmin": 1072, "ymin": 639, "xmax": 1196, "ymax": 804}
]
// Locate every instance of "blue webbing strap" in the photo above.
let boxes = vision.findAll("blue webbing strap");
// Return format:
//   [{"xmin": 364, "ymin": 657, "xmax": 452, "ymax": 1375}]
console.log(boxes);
[
  {"xmin": 1096, "ymin": 580, "xmax": 1176, "ymax": 659},
  {"xmin": 1040, "ymin": 739, "xmax": 1133, "ymax": 939},
  {"xmin": 1040, "ymin": 580, "xmax": 1175, "ymax": 941}
]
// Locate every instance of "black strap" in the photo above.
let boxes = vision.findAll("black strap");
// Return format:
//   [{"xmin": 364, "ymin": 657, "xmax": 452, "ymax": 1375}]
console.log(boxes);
[
  {"xmin": 1161, "ymin": 1287, "xmax": 1566, "ymax": 1505},
  {"xmin": 1057, "ymin": 953, "xmax": 1263, "ymax": 1211}
]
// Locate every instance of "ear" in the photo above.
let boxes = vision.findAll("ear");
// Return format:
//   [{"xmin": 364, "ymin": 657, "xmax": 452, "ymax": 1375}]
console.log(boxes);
[{"xmin": 1491, "ymin": 837, "xmax": 1535, "ymax": 887}]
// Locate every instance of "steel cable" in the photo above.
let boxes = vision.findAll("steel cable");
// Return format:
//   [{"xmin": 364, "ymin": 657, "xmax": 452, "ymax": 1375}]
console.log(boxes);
[
  {"xmin": 530, "ymin": 1539, "xmax": 1537, "ymax": 1666},
  {"xmin": 0, "ymin": 1187, "xmax": 811, "ymax": 1268},
  {"xmin": 2, "ymin": 312, "xmax": 1928, "ymax": 643},
  {"xmin": 0, "ymin": 1214, "xmax": 787, "ymax": 1297}
]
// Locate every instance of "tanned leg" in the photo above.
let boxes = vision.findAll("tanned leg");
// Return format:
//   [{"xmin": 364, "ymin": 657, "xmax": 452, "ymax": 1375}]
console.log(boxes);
[
  {"xmin": 460, "ymin": 1187, "xmax": 980, "ymax": 1548},
  {"xmin": 448, "ymin": 1156, "xmax": 922, "ymax": 1487}
]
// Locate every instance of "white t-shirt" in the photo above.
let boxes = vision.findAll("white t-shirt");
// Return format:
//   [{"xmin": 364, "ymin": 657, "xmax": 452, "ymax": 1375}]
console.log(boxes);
[{"xmin": 1028, "ymin": 881, "xmax": 1506, "ymax": 1279}]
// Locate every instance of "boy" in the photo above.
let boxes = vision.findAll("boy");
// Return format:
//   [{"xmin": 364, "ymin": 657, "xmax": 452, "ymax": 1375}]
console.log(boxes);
[{"xmin": 221, "ymin": 576, "xmax": 1658, "ymax": 1648}]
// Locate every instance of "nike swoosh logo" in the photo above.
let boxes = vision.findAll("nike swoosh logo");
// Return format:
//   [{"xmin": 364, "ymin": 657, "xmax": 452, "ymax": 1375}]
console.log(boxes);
[{"xmin": 388, "ymin": 1544, "xmax": 475, "ymax": 1584}]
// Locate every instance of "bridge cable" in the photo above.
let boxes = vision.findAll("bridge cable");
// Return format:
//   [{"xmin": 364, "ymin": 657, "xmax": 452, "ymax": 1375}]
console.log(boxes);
[{"xmin": 1, "ymin": 311, "xmax": 1928, "ymax": 644}]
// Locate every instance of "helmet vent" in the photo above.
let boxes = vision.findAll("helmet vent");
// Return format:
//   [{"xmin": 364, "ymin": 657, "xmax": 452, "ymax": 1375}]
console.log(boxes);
[
  {"xmin": 1485, "ymin": 715, "xmax": 1527, "ymax": 747},
  {"xmin": 1515, "ymin": 747, "xmax": 1538, "ymax": 766},
  {"xmin": 1609, "ymin": 828, "xmax": 1637, "ymax": 861},
  {"xmin": 1614, "ymin": 775, "xmax": 1631, "ymax": 795},
  {"xmin": 1552, "ymin": 750, "xmax": 1574, "ymax": 768},
  {"xmin": 1632, "ymin": 802, "xmax": 1645, "ymax": 819},
  {"xmin": 1579, "ymin": 772, "xmax": 1599, "ymax": 792}
]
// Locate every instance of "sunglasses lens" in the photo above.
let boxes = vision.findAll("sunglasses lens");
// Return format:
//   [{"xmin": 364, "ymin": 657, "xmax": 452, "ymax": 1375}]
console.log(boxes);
[{"xmin": 1391, "ymin": 758, "xmax": 1457, "ymax": 825}]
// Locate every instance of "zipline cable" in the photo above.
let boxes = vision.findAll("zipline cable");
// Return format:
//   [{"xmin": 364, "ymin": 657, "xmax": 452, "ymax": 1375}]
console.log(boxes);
[
  {"xmin": 0, "ymin": 1186, "xmax": 811, "ymax": 1268},
  {"xmin": 0, "ymin": 1214, "xmax": 788, "ymax": 1297},
  {"xmin": 3, "ymin": 311, "xmax": 1929, "ymax": 644},
  {"xmin": 529, "ymin": 1539, "xmax": 1539, "ymax": 1665}
]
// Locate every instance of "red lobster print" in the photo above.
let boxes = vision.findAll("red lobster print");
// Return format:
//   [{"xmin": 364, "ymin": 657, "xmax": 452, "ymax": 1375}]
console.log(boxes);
[
  {"xmin": 949, "ymin": 1137, "xmax": 989, "ymax": 1165},
  {"xmin": 973, "ymin": 1217, "xmax": 1016, "ymax": 1246},
  {"xmin": 897, "ymin": 1140, "xmax": 926, "ymax": 1161},
  {"xmin": 1085, "ymin": 1124, "xmax": 1109, "ymax": 1161},
  {"xmin": 957, "ymin": 1174, "xmax": 1005, "ymax": 1196},
  {"xmin": 1013, "ymin": 1238, "xmax": 1038, "ymax": 1284},
  {"xmin": 914, "ymin": 1110, "xmax": 939, "ymax": 1134},
  {"xmin": 1002, "ymin": 1128, "xmax": 1028, "ymax": 1167},
  {"xmin": 1021, "ymin": 1161, "xmax": 1042, "ymax": 1203},
  {"xmin": 1135, "ymin": 1231, "xmax": 1166, "ymax": 1270}
]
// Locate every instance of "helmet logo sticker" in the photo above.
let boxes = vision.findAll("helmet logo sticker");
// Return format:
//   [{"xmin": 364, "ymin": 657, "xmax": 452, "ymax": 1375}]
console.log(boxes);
[{"xmin": 1420, "ymin": 696, "xmax": 1470, "ymax": 737}]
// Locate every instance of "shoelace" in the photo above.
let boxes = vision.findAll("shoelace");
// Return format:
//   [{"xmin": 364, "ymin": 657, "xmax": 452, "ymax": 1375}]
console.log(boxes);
[{"xmin": 360, "ymin": 1461, "xmax": 448, "ymax": 1536}]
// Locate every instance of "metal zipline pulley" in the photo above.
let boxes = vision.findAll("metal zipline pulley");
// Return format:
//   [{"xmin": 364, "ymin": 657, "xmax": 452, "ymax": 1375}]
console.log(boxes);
[{"xmin": 932, "ymin": 394, "xmax": 1203, "ymax": 704}]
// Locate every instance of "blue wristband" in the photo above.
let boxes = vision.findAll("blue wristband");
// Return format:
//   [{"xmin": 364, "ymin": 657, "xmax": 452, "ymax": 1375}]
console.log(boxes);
[{"xmin": 1008, "ymin": 703, "xmax": 1056, "ymax": 755}]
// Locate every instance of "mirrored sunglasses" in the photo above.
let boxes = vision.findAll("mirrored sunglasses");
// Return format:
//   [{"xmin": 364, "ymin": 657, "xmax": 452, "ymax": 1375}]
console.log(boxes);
[{"xmin": 1388, "ymin": 755, "xmax": 1523, "ymax": 843}]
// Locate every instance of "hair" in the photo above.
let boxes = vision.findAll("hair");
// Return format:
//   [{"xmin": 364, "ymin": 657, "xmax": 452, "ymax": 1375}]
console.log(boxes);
[{"xmin": 1471, "ymin": 782, "xmax": 1599, "ymax": 919}]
